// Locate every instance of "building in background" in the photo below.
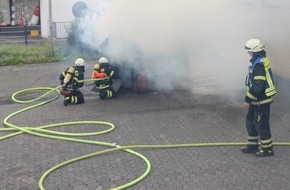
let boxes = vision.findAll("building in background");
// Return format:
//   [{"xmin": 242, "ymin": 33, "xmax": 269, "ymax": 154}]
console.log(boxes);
[
  {"xmin": 0, "ymin": 0, "xmax": 40, "ymax": 39},
  {"xmin": 0, "ymin": 0, "xmax": 40, "ymax": 26},
  {"xmin": 40, "ymin": 0, "xmax": 100, "ymax": 38},
  {"xmin": 0, "ymin": 0, "xmax": 100, "ymax": 39}
]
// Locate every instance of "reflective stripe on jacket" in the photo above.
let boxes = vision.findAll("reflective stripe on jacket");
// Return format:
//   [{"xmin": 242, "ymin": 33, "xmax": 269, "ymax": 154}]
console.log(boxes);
[{"xmin": 245, "ymin": 56, "xmax": 276, "ymax": 104}]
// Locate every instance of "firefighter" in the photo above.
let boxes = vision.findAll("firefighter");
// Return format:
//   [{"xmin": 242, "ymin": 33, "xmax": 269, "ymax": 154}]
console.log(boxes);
[
  {"xmin": 91, "ymin": 56, "xmax": 117, "ymax": 99},
  {"xmin": 241, "ymin": 39, "xmax": 276, "ymax": 157},
  {"xmin": 59, "ymin": 58, "xmax": 85, "ymax": 106}
]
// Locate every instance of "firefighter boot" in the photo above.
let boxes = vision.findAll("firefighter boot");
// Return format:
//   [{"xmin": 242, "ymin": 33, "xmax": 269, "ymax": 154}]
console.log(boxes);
[
  {"xmin": 99, "ymin": 90, "xmax": 107, "ymax": 100},
  {"xmin": 241, "ymin": 145, "xmax": 259, "ymax": 154},
  {"xmin": 256, "ymin": 148, "xmax": 274, "ymax": 157},
  {"xmin": 63, "ymin": 96, "xmax": 70, "ymax": 106}
]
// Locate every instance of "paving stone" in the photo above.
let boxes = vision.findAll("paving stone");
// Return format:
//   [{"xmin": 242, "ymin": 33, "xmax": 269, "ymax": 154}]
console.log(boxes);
[{"xmin": 1, "ymin": 63, "xmax": 290, "ymax": 190}]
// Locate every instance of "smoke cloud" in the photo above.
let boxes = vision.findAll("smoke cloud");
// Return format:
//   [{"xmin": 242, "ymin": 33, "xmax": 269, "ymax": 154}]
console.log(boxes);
[{"xmin": 75, "ymin": 0, "xmax": 290, "ymax": 103}]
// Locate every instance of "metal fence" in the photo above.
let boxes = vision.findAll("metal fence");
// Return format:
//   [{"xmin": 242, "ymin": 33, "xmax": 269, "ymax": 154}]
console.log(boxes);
[
  {"xmin": 0, "ymin": 25, "xmax": 42, "ymax": 45},
  {"xmin": 0, "ymin": 22, "xmax": 77, "ymax": 59},
  {"xmin": 0, "ymin": 22, "xmax": 72, "ymax": 44},
  {"xmin": 52, "ymin": 22, "xmax": 72, "ymax": 39}
]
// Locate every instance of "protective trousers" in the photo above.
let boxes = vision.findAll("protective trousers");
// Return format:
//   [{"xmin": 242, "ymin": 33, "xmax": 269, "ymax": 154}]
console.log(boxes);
[
  {"xmin": 66, "ymin": 90, "xmax": 84, "ymax": 104},
  {"xmin": 245, "ymin": 103, "xmax": 273, "ymax": 150},
  {"xmin": 99, "ymin": 87, "xmax": 116, "ymax": 100}
]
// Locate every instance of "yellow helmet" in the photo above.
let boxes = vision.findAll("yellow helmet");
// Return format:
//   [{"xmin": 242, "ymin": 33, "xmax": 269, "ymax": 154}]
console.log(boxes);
[{"xmin": 94, "ymin": 63, "xmax": 100, "ymax": 70}]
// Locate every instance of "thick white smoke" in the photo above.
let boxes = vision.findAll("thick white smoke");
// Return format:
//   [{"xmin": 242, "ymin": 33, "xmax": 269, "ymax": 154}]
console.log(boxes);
[{"xmin": 76, "ymin": 0, "xmax": 290, "ymax": 103}]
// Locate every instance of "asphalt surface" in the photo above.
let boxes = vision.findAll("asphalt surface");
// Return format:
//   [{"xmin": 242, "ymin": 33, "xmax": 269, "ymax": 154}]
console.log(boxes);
[{"xmin": 1, "ymin": 62, "xmax": 290, "ymax": 190}]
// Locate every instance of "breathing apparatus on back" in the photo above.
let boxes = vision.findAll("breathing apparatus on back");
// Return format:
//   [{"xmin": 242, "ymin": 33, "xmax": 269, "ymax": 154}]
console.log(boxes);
[{"xmin": 62, "ymin": 58, "xmax": 85, "ymax": 89}]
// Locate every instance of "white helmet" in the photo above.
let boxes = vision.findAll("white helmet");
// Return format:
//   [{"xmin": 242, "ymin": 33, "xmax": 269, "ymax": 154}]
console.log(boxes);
[
  {"xmin": 244, "ymin": 39, "xmax": 265, "ymax": 52},
  {"xmin": 75, "ymin": 58, "xmax": 85, "ymax": 66},
  {"xmin": 98, "ymin": 57, "xmax": 109, "ymax": 64}
]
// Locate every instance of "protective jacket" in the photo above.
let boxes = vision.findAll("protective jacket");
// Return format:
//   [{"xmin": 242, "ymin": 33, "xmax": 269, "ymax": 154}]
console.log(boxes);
[
  {"xmin": 245, "ymin": 52, "xmax": 276, "ymax": 105},
  {"xmin": 59, "ymin": 66, "xmax": 85, "ymax": 105},
  {"xmin": 91, "ymin": 63, "xmax": 117, "ymax": 99},
  {"xmin": 59, "ymin": 66, "xmax": 84, "ymax": 90},
  {"xmin": 92, "ymin": 63, "xmax": 115, "ymax": 89}
]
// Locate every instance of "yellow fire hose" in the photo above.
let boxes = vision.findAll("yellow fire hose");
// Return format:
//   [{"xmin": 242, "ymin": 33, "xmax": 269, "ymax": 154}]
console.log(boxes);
[{"xmin": 1, "ymin": 78, "xmax": 289, "ymax": 190}]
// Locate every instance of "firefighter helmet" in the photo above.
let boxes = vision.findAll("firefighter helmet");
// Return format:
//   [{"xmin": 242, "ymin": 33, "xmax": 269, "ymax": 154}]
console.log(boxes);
[
  {"xmin": 75, "ymin": 58, "xmax": 85, "ymax": 66},
  {"xmin": 98, "ymin": 57, "xmax": 109, "ymax": 64},
  {"xmin": 94, "ymin": 63, "xmax": 100, "ymax": 70},
  {"xmin": 244, "ymin": 39, "xmax": 265, "ymax": 52}
]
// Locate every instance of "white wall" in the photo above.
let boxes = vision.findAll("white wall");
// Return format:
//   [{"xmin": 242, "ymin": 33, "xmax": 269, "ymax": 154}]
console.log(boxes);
[
  {"xmin": 40, "ymin": 0, "xmax": 48, "ymax": 37},
  {"xmin": 40, "ymin": 0, "xmax": 102, "ymax": 37}
]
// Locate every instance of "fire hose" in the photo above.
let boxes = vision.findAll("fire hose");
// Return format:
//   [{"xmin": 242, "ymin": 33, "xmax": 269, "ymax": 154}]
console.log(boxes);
[{"xmin": 1, "ymin": 78, "xmax": 290, "ymax": 190}]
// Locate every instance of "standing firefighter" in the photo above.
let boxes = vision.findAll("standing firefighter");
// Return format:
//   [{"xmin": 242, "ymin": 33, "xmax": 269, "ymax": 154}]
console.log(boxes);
[
  {"xmin": 241, "ymin": 39, "xmax": 276, "ymax": 157},
  {"xmin": 91, "ymin": 57, "xmax": 117, "ymax": 99},
  {"xmin": 59, "ymin": 58, "xmax": 85, "ymax": 106}
]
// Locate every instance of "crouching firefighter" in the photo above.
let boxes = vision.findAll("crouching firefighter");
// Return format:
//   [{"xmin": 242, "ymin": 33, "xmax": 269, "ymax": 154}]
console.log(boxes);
[
  {"xmin": 91, "ymin": 57, "xmax": 117, "ymax": 99},
  {"xmin": 59, "ymin": 58, "xmax": 85, "ymax": 106}
]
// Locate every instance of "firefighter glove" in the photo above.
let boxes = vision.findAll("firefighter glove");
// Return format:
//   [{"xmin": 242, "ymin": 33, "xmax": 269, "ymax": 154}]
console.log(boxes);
[{"xmin": 62, "ymin": 83, "xmax": 68, "ymax": 90}]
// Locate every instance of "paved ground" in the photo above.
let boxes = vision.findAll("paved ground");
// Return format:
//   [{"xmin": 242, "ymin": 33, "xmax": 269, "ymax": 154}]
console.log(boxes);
[{"xmin": 0, "ymin": 62, "xmax": 290, "ymax": 190}]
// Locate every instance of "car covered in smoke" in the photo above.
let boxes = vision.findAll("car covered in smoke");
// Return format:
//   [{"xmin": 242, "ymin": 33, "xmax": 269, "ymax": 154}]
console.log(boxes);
[{"xmin": 68, "ymin": 1, "xmax": 191, "ymax": 93}]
